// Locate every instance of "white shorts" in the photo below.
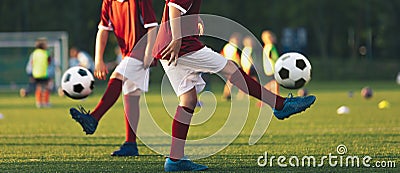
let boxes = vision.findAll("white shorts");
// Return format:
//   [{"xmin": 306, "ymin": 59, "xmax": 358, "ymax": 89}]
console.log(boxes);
[
  {"xmin": 161, "ymin": 46, "xmax": 228, "ymax": 96},
  {"xmin": 114, "ymin": 58, "xmax": 149, "ymax": 95}
]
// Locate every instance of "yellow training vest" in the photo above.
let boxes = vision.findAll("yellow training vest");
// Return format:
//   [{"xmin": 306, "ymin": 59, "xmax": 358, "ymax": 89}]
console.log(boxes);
[{"xmin": 32, "ymin": 49, "xmax": 49, "ymax": 79}]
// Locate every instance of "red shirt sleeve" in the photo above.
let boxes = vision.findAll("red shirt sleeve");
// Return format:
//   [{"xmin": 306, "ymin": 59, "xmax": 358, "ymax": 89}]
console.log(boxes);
[
  {"xmin": 138, "ymin": 0, "xmax": 158, "ymax": 28},
  {"xmin": 168, "ymin": 0, "xmax": 193, "ymax": 14},
  {"xmin": 98, "ymin": 0, "xmax": 113, "ymax": 31}
]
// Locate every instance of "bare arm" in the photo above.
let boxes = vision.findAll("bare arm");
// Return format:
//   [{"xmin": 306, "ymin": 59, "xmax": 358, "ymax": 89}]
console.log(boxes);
[
  {"xmin": 169, "ymin": 7, "xmax": 182, "ymax": 42},
  {"xmin": 143, "ymin": 27, "xmax": 157, "ymax": 69},
  {"xmin": 161, "ymin": 6, "xmax": 182, "ymax": 66},
  {"xmin": 94, "ymin": 29, "xmax": 109, "ymax": 80}
]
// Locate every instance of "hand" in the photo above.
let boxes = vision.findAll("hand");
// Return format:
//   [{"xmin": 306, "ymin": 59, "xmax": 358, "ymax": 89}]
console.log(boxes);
[
  {"xmin": 161, "ymin": 39, "xmax": 182, "ymax": 66},
  {"xmin": 94, "ymin": 60, "xmax": 108, "ymax": 80}
]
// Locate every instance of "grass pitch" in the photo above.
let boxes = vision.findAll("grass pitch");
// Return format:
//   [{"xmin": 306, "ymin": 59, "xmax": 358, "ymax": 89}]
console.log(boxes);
[{"xmin": 0, "ymin": 81, "xmax": 399, "ymax": 172}]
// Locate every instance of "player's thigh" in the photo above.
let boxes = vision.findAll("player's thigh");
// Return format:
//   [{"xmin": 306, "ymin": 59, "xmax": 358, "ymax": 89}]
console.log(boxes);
[
  {"xmin": 115, "ymin": 58, "xmax": 150, "ymax": 94},
  {"xmin": 160, "ymin": 60, "xmax": 205, "ymax": 97},
  {"xmin": 178, "ymin": 47, "xmax": 227, "ymax": 74}
]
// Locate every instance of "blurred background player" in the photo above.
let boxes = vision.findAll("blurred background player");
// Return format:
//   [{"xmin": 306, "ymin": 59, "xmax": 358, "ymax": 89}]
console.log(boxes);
[
  {"xmin": 257, "ymin": 30, "xmax": 280, "ymax": 107},
  {"xmin": 21, "ymin": 41, "xmax": 56, "ymax": 98},
  {"xmin": 240, "ymin": 36, "xmax": 256, "ymax": 77},
  {"xmin": 69, "ymin": 0, "xmax": 158, "ymax": 157},
  {"xmin": 221, "ymin": 32, "xmax": 241, "ymax": 100},
  {"xmin": 237, "ymin": 36, "xmax": 257, "ymax": 100},
  {"xmin": 30, "ymin": 37, "xmax": 52, "ymax": 108},
  {"xmin": 261, "ymin": 30, "xmax": 279, "ymax": 95},
  {"xmin": 69, "ymin": 47, "xmax": 95, "ymax": 73}
]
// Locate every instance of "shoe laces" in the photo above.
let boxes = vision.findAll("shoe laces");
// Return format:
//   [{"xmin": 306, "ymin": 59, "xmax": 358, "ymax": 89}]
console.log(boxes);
[
  {"xmin": 77, "ymin": 105, "xmax": 91, "ymax": 115},
  {"xmin": 285, "ymin": 93, "xmax": 294, "ymax": 102},
  {"xmin": 285, "ymin": 93, "xmax": 313, "ymax": 108}
]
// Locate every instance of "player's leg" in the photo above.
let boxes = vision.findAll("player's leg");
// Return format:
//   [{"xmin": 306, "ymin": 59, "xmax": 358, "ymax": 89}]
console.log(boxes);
[
  {"xmin": 219, "ymin": 60, "xmax": 285, "ymax": 109},
  {"xmin": 35, "ymin": 81, "xmax": 42, "ymax": 108},
  {"xmin": 69, "ymin": 58, "xmax": 135, "ymax": 135},
  {"xmin": 108, "ymin": 58, "xmax": 149, "ymax": 155},
  {"xmin": 165, "ymin": 87, "xmax": 208, "ymax": 172},
  {"xmin": 90, "ymin": 72, "xmax": 124, "ymax": 121},
  {"xmin": 169, "ymin": 87, "xmax": 197, "ymax": 161},
  {"xmin": 160, "ymin": 59, "xmax": 208, "ymax": 171},
  {"xmin": 257, "ymin": 80, "xmax": 279, "ymax": 107},
  {"xmin": 111, "ymin": 89, "xmax": 141, "ymax": 156},
  {"xmin": 88, "ymin": 57, "xmax": 141, "ymax": 122},
  {"xmin": 69, "ymin": 71, "xmax": 123, "ymax": 134},
  {"xmin": 43, "ymin": 79, "xmax": 51, "ymax": 107},
  {"xmin": 219, "ymin": 60, "xmax": 316, "ymax": 119}
]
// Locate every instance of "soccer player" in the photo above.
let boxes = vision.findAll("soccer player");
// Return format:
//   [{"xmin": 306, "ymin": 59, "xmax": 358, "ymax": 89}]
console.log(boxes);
[
  {"xmin": 69, "ymin": 0, "xmax": 158, "ymax": 157},
  {"xmin": 261, "ymin": 30, "xmax": 280, "ymax": 95},
  {"xmin": 30, "ymin": 37, "xmax": 52, "ymax": 108},
  {"xmin": 257, "ymin": 30, "xmax": 280, "ymax": 107},
  {"xmin": 152, "ymin": 0, "xmax": 316, "ymax": 171},
  {"xmin": 221, "ymin": 33, "xmax": 241, "ymax": 100},
  {"xmin": 237, "ymin": 36, "xmax": 257, "ymax": 100},
  {"xmin": 23, "ymin": 38, "xmax": 57, "ymax": 98},
  {"xmin": 69, "ymin": 47, "xmax": 95, "ymax": 73}
]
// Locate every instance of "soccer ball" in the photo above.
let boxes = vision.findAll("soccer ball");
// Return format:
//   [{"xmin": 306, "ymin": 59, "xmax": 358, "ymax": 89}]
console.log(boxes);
[
  {"xmin": 274, "ymin": 52, "xmax": 311, "ymax": 89},
  {"xmin": 361, "ymin": 86, "xmax": 373, "ymax": 99},
  {"xmin": 61, "ymin": 66, "xmax": 94, "ymax": 99}
]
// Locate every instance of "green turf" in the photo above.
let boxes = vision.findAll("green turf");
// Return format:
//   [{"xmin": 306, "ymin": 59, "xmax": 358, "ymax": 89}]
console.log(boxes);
[{"xmin": 0, "ymin": 81, "xmax": 399, "ymax": 172}]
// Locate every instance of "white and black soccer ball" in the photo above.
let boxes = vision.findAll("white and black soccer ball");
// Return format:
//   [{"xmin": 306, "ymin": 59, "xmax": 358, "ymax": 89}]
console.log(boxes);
[
  {"xmin": 274, "ymin": 52, "xmax": 311, "ymax": 89},
  {"xmin": 61, "ymin": 66, "xmax": 94, "ymax": 99}
]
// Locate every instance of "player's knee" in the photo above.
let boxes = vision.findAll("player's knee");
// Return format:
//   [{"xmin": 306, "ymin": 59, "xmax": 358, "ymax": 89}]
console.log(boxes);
[
  {"xmin": 110, "ymin": 72, "xmax": 124, "ymax": 80},
  {"xmin": 179, "ymin": 89, "xmax": 198, "ymax": 109},
  {"xmin": 182, "ymin": 97, "xmax": 197, "ymax": 109}
]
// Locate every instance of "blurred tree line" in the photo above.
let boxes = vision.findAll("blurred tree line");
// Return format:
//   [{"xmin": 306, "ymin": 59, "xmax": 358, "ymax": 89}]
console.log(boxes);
[{"xmin": 1, "ymin": 0, "xmax": 399, "ymax": 61}]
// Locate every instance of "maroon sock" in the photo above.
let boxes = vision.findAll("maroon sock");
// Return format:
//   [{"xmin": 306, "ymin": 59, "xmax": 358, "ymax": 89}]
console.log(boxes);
[
  {"xmin": 172, "ymin": 106, "xmax": 193, "ymax": 139},
  {"xmin": 91, "ymin": 78, "xmax": 122, "ymax": 121},
  {"xmin": 124, "ymin": 112, "xmax": 136, "ymax": 143},
  {"xmin": 170, "ymin": 106, "xmax": 194, "ymax": 161},
  {"xmin": 229, "ymin": 68, "xmax": 285, "ymax": 110}
]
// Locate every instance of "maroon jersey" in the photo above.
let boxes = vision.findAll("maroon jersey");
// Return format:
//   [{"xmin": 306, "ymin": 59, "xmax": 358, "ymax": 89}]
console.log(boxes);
[
  {"xmin": 152, "ymin": 0, "xmax": 204, "ymax": 60},
  {"xmin": 99, "ymin": 0, "xmax": 157, "ymax": 60}
]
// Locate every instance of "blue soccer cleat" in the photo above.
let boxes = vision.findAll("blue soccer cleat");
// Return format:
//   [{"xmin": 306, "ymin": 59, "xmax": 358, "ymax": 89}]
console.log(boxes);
[
  {"xmin": 69, "ymin": 106, "xmax": 98, "ymax": 135},
  {"xmin": 111, "ymin": 142, "xmax": 139, "ymax": 156},
  {"xmin": 273, "ymin": 93, "xmax": 316, "ymax": 120},
  {"xmin": 164, "ymin": 157, "xmax": 208, "ymax": 172}
]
